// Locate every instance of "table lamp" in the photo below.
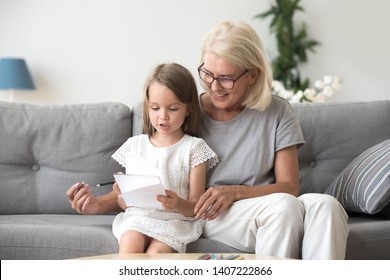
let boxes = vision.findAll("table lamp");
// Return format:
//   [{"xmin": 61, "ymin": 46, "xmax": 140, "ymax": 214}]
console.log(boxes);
[{"xmin": 0, "ymin": 58, "xmax": 35, "ymax": 102}]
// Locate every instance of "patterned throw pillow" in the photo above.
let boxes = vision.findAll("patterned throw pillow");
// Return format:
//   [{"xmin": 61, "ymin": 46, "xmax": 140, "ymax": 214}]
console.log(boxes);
[{"xmin": 325, "ymin": 139, "xmax": 390, "ymax": 214}]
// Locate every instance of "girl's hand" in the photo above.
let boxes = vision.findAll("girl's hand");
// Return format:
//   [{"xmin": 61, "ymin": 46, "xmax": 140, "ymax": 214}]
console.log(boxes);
[
  {"xmin": 116, "ymin": 195, "xmax": 127, "ymax": 210},
  {"xmin": 112, "ymin": 181, "xmax": 121, "ymax": 195},
  {"xmin": 66, "ymin": 182, "xmax": 100, "ymax": 215},
  {"xmin": 194, "ymin": 186, "xmax": 238, "ymax": 221},
  {"xmin": 111, "ymin": 180, "xmax": 127, "ymax": 210},
  {"xmin": 113, "ymin": 172, "xmax": 124, "ymax": 208},
  {"xmin": 157, "ymin": 189, "xmax": 179, "ymax": 212},
  {"xmin": 113, "ymin": 171, "xmax": 124, "ymax": 195}
]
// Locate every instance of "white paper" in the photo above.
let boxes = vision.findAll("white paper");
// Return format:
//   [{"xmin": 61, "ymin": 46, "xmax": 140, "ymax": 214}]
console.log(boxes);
[
  {"xmin": 125, "ymin": 153, "xmax": 159, "ymax": 176},
  {"xmin": 114, "ymin": 174, "xmax": 166, "ymax": 209}
]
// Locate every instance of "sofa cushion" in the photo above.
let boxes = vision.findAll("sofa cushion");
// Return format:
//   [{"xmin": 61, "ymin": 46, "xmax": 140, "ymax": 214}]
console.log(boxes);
[
  {"xmin": 0, "ymin": 214, "xmax": 118, "ymax": 259},
  {"xmin": 0, "ymin": 102, "xmax": 131, "ymax": 214},
  {"xmin": 292, "ymin": 101, "xmax": 390, "ymax": 194},
  {"xmin": 130, "ymin": 101, "xmax": 390, "ymax": 196},
  {"xmin": 346, "ymin": 215, "xmax": 390, "ymax": 260},
  {"xmin": 325, "ymin": 140, "xmax": 390, "ymax": 214}
]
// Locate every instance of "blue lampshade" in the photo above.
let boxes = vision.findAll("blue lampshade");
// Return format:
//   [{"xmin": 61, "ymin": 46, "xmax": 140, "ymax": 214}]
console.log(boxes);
[{"xmin": 0, "ymin": 58, "xmax": 35, "ymax": 90}]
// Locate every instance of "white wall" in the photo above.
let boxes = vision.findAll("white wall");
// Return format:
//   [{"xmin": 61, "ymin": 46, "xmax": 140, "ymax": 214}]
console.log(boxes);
[{"xmin": 0, "ymin": 0, "xmax": 389, "ymax": 107}]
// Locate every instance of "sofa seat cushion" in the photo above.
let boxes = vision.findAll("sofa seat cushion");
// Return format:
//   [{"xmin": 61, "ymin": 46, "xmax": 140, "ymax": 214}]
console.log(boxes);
[
  {"xmin": 0, "ymin": 214, "xmax": 118, "ymax": 259},
  {"xmin": 187, "ymin": 238, "xmax": 243, "ymax": 254},
  {"xmin": 0, "ymin": 214, "xmax": 242, "ymax": 259},
  {"xmin": 346, "ymin": 215, "xmax": 390, "ymax": 259}
]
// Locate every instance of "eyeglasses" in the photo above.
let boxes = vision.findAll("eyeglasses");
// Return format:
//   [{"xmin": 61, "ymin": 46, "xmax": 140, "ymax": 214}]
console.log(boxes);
[{"xmin": 197, "ymin": 63, "xmax": 248, "ymax": 90}]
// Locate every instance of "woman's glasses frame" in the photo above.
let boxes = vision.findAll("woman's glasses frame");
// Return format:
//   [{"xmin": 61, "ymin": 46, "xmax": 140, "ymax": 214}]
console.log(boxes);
[{"xmin": 197, "ymin": 63, "xmax": 248, "ymax": 90}]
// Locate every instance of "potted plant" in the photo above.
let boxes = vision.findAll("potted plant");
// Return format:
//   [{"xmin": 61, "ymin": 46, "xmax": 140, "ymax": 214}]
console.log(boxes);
[{"xmin": 255, "ymin": 0, "xmax": 341, "ymax": 102}]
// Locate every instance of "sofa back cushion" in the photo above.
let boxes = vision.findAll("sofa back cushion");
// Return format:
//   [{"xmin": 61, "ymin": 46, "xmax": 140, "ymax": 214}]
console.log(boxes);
[
  {"xmin": 132, "ymin": 100, "xmax": 390, "ymax": 195},
  {"xmin": 292, "ymin": 100, "xmax": 390, "ymax": 194},
  {"xmin": 0, "ymin": 102, "xmax": 131, "ymax": 214}
]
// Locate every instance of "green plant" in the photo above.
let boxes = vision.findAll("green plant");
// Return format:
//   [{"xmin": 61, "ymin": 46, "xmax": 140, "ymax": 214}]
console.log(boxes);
[{"xmin": 255, "ymin": 0, "xmax": 319, "ymax": 94}]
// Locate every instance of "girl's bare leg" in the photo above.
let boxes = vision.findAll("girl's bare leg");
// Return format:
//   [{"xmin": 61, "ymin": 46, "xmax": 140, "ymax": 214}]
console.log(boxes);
[
  {"xmin": 146, "ymin": 239, "xmax": 176, "ymax": 253},
  {"xmin": 119, "ymin": 230, "xmax": 151, "ymax": 253}
]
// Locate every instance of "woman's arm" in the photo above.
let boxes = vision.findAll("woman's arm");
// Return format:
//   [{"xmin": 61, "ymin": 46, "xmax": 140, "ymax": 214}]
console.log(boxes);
[
  {"xmin": 157, "ymin": 162, "xmax": 207, "ymax": 217},
  {"xmin": 237, "ymin": 145, "xmax": 300, "ymax": 199},
  {"xmin": 194, "ymin": 145, "xmax": 300, "ymax": 220}
]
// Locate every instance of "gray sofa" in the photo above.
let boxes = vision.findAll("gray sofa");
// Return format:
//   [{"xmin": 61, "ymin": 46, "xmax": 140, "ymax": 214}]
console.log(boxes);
[{"xmin": 0, "ymin": 100, "xmax": 389, "ymax": 260}]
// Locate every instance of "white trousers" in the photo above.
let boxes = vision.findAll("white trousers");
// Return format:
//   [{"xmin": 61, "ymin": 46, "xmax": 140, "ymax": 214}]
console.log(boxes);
[{"xmin": 202, "ymin": 193, "xmax": 349, "ymax": 260}]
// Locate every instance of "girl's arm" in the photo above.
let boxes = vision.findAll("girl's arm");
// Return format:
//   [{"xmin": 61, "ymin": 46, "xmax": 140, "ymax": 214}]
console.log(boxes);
[{"xmin": 157, "ymin": 162, "xmax": 207, "ymax": 217}]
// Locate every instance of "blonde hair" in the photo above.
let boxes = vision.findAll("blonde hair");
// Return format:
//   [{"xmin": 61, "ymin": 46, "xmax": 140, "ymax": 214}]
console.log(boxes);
[
  {"xmin": 200, "ymin": 21, "xmax": 273, "ymax": 111},
  {"xmin": 142, "ymin": 63, "xmax": 200, "ymax": 137}
]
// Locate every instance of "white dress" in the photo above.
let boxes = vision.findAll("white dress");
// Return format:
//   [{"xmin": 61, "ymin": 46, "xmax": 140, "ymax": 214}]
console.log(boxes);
[{"xmin": 111, "ymin": 134, "xmax": 218, "ymax": 252}]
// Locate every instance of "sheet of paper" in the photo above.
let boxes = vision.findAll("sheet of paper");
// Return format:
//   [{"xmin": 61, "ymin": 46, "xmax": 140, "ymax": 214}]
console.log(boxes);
[
  {"xmin": 125, "ymin": 153, "xmax": 159, "ymax": 176},
  {"xmin": 114, "ymin": 174, "xmax": 166, "ymax": 209}
]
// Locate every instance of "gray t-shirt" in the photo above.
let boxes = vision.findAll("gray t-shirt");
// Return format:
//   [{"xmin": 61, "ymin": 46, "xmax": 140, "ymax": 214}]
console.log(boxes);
[{"xmin": 199, "ymin": 95, "xmax": 305, "ymax": 187}]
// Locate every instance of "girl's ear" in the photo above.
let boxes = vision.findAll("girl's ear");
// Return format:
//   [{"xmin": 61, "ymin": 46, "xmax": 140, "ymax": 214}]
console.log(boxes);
[{"xmin": 186, "ymin": 107, "xmax": 191, "ymax": 117}]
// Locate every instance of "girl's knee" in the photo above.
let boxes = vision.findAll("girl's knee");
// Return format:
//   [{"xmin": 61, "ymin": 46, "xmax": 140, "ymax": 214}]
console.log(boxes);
[
  {"xmin": 146, "ymin": 240, "xmax": 176, "ymax": 253},
  {"xmin": 119, "ymin": 230, "xmax": 149, "ymax": 253}
]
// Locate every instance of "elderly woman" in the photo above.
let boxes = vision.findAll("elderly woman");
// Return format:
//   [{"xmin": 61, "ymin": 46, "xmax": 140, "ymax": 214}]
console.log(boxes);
[{"xmin": 192, "ymin": 21, "xmax": 348, "ymax": 260}]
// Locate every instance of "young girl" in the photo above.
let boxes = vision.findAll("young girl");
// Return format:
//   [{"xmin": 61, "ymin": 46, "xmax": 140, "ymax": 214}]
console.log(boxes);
[{"xmin": 110, "ymin": 63, "xmax": 218, "ymax": 253}]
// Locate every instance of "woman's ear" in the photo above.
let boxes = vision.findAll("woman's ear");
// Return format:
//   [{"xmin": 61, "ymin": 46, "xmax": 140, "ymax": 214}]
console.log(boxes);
[{"xmin": 248, "ymin": 68, "xmax": 260, "ymax": 86}]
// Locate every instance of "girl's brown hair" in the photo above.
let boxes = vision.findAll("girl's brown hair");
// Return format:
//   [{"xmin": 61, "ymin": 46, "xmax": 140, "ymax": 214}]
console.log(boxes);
[{"xmin": 143, "ymin": 63, "xmax": 200, "ymax": 137}]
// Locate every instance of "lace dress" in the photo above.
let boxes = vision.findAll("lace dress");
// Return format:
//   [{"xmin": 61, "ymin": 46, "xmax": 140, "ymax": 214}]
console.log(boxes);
[{"xmin": 111, "ymin": 134, "xmax": 218, "ymax": 252}]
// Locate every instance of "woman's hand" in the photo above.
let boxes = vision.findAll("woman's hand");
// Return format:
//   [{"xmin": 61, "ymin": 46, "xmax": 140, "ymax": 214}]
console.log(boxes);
[
  {"xmin": 66, "ymin": 182, "xmax": 100, "ymax": 215},
  {"xmin": 194, "ymin": 186, "xmax": 238, "ymax": 221}
]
